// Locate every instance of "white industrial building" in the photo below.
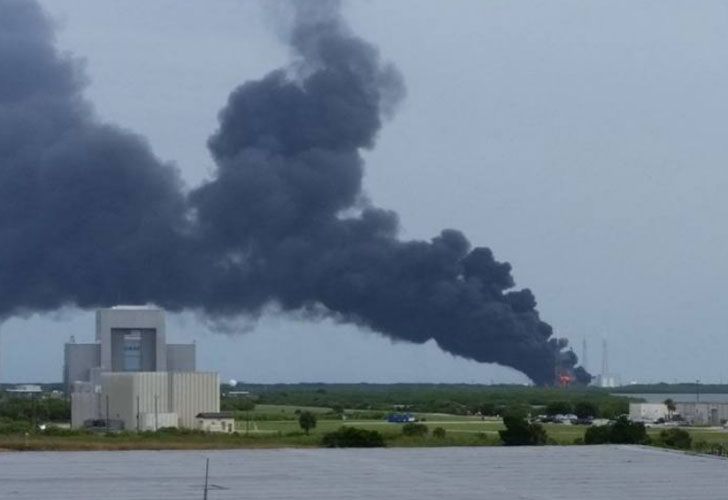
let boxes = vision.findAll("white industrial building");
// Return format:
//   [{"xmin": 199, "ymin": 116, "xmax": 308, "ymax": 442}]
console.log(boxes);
[
  {"xmin": 630, "ymin": 401, "xmax": 728, "ymax": 426},
  {"xmin": 65, "ymin": 306, "xmax": 220, "ymax": 431},
  {"xmin": 629, "ymin": 403, "xmax": 669, "ymax": 422},
  {"xmin": 196, "ymin": 412, "xmax": 236, "ymax": 433}
]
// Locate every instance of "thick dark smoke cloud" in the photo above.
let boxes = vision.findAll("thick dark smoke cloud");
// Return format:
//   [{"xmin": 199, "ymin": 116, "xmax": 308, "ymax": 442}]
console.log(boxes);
[
  {"xmin": 0, "ymin": 0, "xmax": 190, "ymax": 314},
  {"xmin": 0, "ymin": 0, "xmax": 589, "ymax": 385}
]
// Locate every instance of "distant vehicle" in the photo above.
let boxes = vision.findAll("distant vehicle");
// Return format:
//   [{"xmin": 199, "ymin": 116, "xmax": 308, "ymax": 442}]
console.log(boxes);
[{"xmin": 387, "ymin": 413, "xmax": 416, "ymax": 423}]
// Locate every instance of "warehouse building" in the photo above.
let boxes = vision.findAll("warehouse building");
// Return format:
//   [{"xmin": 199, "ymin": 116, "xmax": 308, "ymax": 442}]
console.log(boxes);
[
  {"xmin": 630, "ymin": 401, "xmax": 728, "ymax": 426},
  {"xmin": 629, "ymin": 403, "xmax": 669, "ymax": 422},
  {"xmin": 65, "ymin": 306, "xmax": 220, "ymax": 430}
]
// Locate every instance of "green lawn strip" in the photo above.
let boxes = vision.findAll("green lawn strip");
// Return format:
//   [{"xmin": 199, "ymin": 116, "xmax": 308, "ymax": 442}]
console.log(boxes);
[
  {"xmin": 7, "ymin": 414, "xmax": 728, "ymax": 451},
  {"xmin": 252, "ymin": 404, "xmax": 334, "ymax": 415}
]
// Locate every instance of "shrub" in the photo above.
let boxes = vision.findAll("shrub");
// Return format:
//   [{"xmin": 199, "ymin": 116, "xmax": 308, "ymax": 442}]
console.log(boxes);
[
  {"xmin": 143, "ymin": 427, "xmax": 206, "ymax": 437},
  {"xmin": 220, "ymin": 398, "xmax": 255, "ymax": 412},
  {"xmin": 502, "ymin": 405, "xmax": 530, "ymax": 420},
  {"xmin": 498, "ymin": 415, "xmax": 547, "ymax": 446},
  {"xmin": 658, "ymin": 428, "xmax": 692, "ymax": 450},
  {"xmin": 298, "ymin": 411, "xmax": 317, "ymax": 435},
  {"xmin": 41, "ymin": 425, "xmax": 89, "ymax": 437},
  {"xmin": 321, "ymin": 427, "xmax": 386, "ymax": 448},
  {"xmin": 599, "ymin": 400, "xmax": 629, "ymax": 420},
  {"xmin": 0, "ymin": 419, "xmax": 32, "ymax": 435},
  {"xmin": 476, "ymin": 403, "xmax": 497, "ymax": 416},
  {"xmin": 583, "ymin": 425, "xmax": 610, "ymax": 444},
  {"xmin": 584, "ymin": 416, "xmax": 649, "ymax": 445},
  {"xmin": 401, "ymin": 423, "xmax": 428, "ymax": 437},
  {"xmin": 545, "ymin": 401, "xmax": 573, "ymax": 416},
  {"xmin": 432, "ymin": 427, "xmax": 447, "ymax": 439},
  {"xmin": 574, "ymin": 401, "xmax": 599, "ymax": 419},
  {"xmin": 0, "ymin": 398, "xmax": 70, "ymax": 422},
  {"xmin": 694, "ymin": 440, "xmax": 728, "ymax": 456}
]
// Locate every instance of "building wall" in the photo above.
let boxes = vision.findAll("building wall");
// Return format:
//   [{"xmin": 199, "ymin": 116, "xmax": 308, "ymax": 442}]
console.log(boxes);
[
  {"xmin": 64, "ymin": 343, "xmax": 100, "ymax": 393},
  {"xmin": 197, "ymin": 418, "xmax": 235, "ymax": 433},
  {"xmin": 101, "ymin": 372, "xmax": 138, "ymax": 430},
  {"xmin": 70, "ymin": 382, "xmax": 100, "ymax": 428},
  {"xmin": 96, "ymin": 307, "xmax": 167, "ymax": 372},
  {"xmin": 98, "ymin": 372, "xmax": 218, "ymax": 430},
  {"xmin": 629, "ymin": 403, "xmax": 668, "ymax": 422},
  {"xmin": 675, "ymin": 402, "xmax": 728, "ymax": 426},
  {"xmin": 167, "ymin": 344, "xmax": 196, "ymax": 372},
  {"xmin": 170, "ymin": 372, "xmax": 220, "ymax": 428},
  {"xmin": 140, "ymin": 412, "xmax": 178, "ymax": 430},
  {"xmin": 101, "ymin": 372, "xmax": 170, "ymax": 431}
]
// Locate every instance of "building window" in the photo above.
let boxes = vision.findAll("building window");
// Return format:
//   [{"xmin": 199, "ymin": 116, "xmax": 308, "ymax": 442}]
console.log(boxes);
[{"xmin": 123, "ymin": 331, "xmax": 142, "ymax": 371}]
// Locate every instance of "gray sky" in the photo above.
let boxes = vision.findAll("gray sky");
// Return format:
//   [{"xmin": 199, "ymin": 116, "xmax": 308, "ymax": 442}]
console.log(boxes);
[{"xmin": 3, "ymin": 0, "xmax": 728, "ymax": 384}]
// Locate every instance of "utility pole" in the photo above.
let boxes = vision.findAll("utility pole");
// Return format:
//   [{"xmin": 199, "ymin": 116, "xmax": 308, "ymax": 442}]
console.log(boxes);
[
  {"xmin": 154, "ymin": 394, "xmax": 159, "ymax": 431},
  {"xmin": 697, "ymin": 379, "xmax": 701, "ymax": 403},
  {"xmin": 105, "ymin": 394, "xmax": 110, "ymax": 430},
  {"xmin": 203, "ymin": 458, "xmax": 210, "ymax": 500},
  {"xmin": 32, "ymin": 393, "xmax": 38, "ymax": 430},
  {"xmin": 136, "ymin": 395, "xmax": 140, "ymax": 432}
]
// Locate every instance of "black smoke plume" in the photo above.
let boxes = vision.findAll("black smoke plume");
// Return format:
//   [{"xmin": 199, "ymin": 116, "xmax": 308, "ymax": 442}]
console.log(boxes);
[{"xmin": 0, "ymin": 0, "xmax": 590, "ymax": 385}]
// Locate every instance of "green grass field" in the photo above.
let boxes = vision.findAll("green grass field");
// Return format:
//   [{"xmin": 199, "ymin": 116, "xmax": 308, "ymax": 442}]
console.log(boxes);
[
  {"xmin": 252, "ymin": 404, "xmax": 334, "ymax": 415},
  {"xmin": 237, "ymin": 404, "xmax": 728, "ymax": 447},
  {"xmin": 232, "ymin": 405, "xmax": 593, "ymax": 445}
]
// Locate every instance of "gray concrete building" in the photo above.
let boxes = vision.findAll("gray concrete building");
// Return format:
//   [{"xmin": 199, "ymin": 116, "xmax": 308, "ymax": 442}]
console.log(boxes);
[
  {"xmin": 65, "ymin": 306, "xmax": 218, "ymax": 430},
  {"xmin": 64, "ymin": 306, "xmax": 196, "ymax": 393},
  {"xmin": 630, "ymin": 401, "xmax": 728, "ymax": 426},
  {"xmin": 99, "ymin": 371, "xmax": 219, "ymax": 431},
  {"xmin": 675, "ymin": 402, "xmax": 728, "ymax": 426}
]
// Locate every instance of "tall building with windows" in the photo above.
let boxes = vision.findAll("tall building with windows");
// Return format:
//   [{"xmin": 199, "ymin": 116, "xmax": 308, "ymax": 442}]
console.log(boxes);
[
  {"xmin": 65, "ymin": 306, "xmax": 219, "ymax": 430},
  {"xmin": 64, "ymin": 306, "xmax": 195, "ymax": 391}
]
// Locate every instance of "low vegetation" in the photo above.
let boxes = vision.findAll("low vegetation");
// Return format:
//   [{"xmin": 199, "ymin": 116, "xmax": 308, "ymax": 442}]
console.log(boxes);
[
  {"xmin": 2, "ymin": 384, "xmax": 728, "ymax": 454},
  {"xmin": 0, "ymin": 397, "xmax": 69, "ymax": 423},
  {"xmin": 221, "ymin": 383, "xmax": 629, "ymax": 418},
  {"xmin": 499, "ymin": 415, "xmax": 547, "ymax": 446},
  {"xmin": 401, "ymin": 423, "xmax": 429, "ymax": 437},
  {"xmin": 583, "ymin": 417, "xmax": 649, "ymax": 445},
  {"xmin": 298, "ymin": 411, "xmax": 317, "ymax": 435},
  {"xmin": 321, "ymin": 427, "xmax": 386, "ymax": 448},
  {"xmin": 657, "ymin": 428, "xmax": 692, "ymax": 450}
]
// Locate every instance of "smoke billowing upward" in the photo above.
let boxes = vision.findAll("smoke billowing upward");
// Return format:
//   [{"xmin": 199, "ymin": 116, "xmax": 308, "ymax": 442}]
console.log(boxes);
[{"xmin": 0, "ymin": 0, "xmax": 590, "ymax": 385}]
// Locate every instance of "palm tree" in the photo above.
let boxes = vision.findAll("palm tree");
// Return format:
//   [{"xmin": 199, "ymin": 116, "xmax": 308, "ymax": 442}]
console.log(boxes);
[{"xmin": 664, "ymin": 398, "xmax": 676, "ymax": 421}]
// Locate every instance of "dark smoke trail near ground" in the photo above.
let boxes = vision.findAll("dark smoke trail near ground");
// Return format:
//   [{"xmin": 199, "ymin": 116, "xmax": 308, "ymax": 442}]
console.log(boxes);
[{"xmin": 0, "ymin": 0, "xmax": 589, "ymax": 385}]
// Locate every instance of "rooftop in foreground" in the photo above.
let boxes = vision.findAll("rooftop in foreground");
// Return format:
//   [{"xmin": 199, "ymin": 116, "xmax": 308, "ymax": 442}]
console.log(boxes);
[{"xmin": 1, "ymin": 445, "xmax": 726, "ymax": 499}]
